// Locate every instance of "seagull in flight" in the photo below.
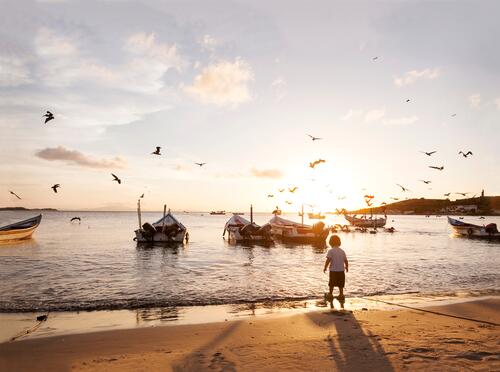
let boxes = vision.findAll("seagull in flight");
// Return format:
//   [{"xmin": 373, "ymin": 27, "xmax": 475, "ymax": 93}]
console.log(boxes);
[
  {"xmin": 419, "ymin": 180, "xmax": 432, "ymax": 184},
  {"xmin": 267, "ymin": 194, "xmax": 274, "ymax": 198},
  {"xmin": 372, "ymin": 56, "xmax": 379, "ymax": 61},
  {"xmin": 151, "ymin": 146, "xmax": 161, "ymax": 155},
  {"xmin": 9, "ymin": 191, "xmax": 21, "ymax": 200},
  {"xmin": 429, "ymin": 166, "xmax": 444, "ymax": 171},
  {"xmin": 285, "ymin": 200, "xmax": 292, "ymax": 205},
  {"xmin": 306, "ymin": 134, "xmax": 322, "ymax": 141},
  {"xmin": 458, "ymin": 151, "xmax": 473, "ymax": 158},
  {"xmin": 278, "ymin": 188, "xmax": 285, "ymax": 193},
  {"xmin": 396, "ymin": 184, "xmax": 410, "ymax": 192},
  {"xmin": 140, "ymin": 193, "xmax": 144, "ymax": 198},
  {"xmin": 420, "ymin": 151, "xmax": 437, "ymax": 156},
  {"xmin": 43, "ymin": 111, "xmax": 54, "ymax": 124},
  {"xmin": 195, "ymin": 162, "xmax": 206, "ymax": 167},
  {"xmin": 455, "ymin": 192, "xmax": 469, "ymax": 197},
  {"xmin": 111, "ymin": 174, "xmax": 121, "ymax": 184},
  {"xmin": 390, "ymin": 197, "xmax": 399, "ymax": 201},
  {"xmin": 406, "ymin": 99, "xmax": 411, "ymax": 103},
  {"xmin": 364, "ymin": 195, "xmax": 374, "ymax": 199},
  {"xmin": 51, "ymin": 184, "xmax": 60, "ymax": 193},
  {"xmin": 451, "ymin": 113, "xmax": 457, "ymax": 117},
  {"xmin": 309, "ymin": 159, "xmax": 326, "ymax": 168},
  {"xmin": 443, "ymin": 193, "xmax": 451, "ymax": 197},
  {"xmin": 288, "ymin": 187, "xmax": 298, "ymax": 193},
  {"xmin": 70, "ymin": 217, "xmax": 81, "ymax": 222}
]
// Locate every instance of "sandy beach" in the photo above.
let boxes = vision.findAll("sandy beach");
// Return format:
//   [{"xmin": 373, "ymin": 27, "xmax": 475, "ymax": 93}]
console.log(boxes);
[{"xmin": 1, "ymin": 298, "xmax": 498, "ymax": 372}]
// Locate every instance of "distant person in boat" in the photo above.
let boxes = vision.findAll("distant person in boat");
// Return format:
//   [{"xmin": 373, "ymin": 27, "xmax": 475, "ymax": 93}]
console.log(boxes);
[{"xmin": 323, "ymin": 235, "xmax": 349, "ymax": 302}]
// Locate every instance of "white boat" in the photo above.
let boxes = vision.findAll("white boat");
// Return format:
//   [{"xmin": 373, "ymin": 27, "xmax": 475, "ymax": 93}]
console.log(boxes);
[
  {"xmin": 344, "ymin": 214, "xmax": 386, "ymax": 228},
  {"xmin": 223, "ymin": 212, "xmax": 272, "ymax": 243},
  {"xmin": 0, "ymin": 214, "xmax": 42, "ymax": 243},
  {"xmin": 134, "ymin": 203, "xmax": 188, "ymax": 243},
  {"xmin": 269, "ymin": 215, "xmax": 329, "ymax": 244},
  {"xmin": 447, "ymin": 216, "xmax": 500, "ymax": 240}
]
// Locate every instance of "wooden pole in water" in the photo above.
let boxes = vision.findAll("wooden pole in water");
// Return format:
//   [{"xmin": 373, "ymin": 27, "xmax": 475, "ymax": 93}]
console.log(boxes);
[
  {"xmin": 162, "ymin": 204, "xmax": 166, "ymax": 232},
  {"xmin": 301, "ymin": 204, "xmax": 304, "ymax": 226},
  {"xmin": 250, "ymin": 204, "xmax": 253, "ymax": 224},
  {"xmin": 137, "ymin": 199, "xmax": 142, "ymax": 229}
]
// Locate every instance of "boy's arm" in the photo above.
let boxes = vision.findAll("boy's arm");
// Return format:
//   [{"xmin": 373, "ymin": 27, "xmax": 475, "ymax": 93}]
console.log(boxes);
[
  {"xmin": 323, "ymin": 258, "xmax": 331, "ymax": 273},
  {"xmin": 344, "ymin": 257, "xmax": 349, "ymax": 272}
]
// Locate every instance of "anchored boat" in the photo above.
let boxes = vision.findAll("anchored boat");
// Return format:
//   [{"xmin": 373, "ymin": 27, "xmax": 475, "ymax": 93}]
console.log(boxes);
[
  {"xmin": 223, "ymin": 207, "xmax": 272, "ymax": 243},
  {"xmin": 134, "ymin": 202, "xmax": 188, "ymax": 243},
  {"xmin": 0, "ymin": 214, "xmax": 42, "ymax": 243},
  {"xmin": 269, "ymin": 215, "xmax": 329, "ymax": 244},
  {"xmin": 447, "ymin": 216, "xmax": 499, "ymax": 240},
  {"xmin": 344, "ymin": 214, "xmax": 387, "ymax": 228}
]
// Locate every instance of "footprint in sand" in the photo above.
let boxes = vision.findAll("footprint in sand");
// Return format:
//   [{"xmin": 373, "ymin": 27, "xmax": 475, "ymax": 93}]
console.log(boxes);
[{"xmin": 454, "ymin": 351, "xmax": 497, "ymax": 361}]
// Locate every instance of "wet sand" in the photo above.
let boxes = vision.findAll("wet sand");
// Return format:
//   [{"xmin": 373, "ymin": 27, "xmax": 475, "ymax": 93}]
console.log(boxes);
[{"xmin": 0, "ymin": 298, "xmax": 498, "ymax": 371}]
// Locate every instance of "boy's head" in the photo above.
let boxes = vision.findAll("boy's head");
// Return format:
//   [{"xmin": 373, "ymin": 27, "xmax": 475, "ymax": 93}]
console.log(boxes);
[{"xmin": 329, "ymin": 235, "xmax": 341, "ymax": 247}]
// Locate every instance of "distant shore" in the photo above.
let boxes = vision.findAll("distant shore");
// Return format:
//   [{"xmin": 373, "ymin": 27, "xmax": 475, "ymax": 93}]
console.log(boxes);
[
  {"xmin": 0, "ymin": 207, "xmax": 58, "ymax": 212},
  {"xmin": 1, "ymin": 296, "xmax": 498, "ymax": 371}
]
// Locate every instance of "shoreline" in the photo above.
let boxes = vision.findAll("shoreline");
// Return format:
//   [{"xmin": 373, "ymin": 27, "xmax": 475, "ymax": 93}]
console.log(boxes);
[
  {"xmin": 1, "ymin": 291, "xmax": 496, "ymax": 344},
  {"xmin": 0, "ymin": 297, "xmax": 498, "ymax": 371}
]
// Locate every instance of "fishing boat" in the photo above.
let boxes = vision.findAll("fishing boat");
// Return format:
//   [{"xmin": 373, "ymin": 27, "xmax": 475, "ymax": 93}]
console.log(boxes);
[
  {"xmin": 134, "ymin": 202, "xmax": 188, "ymax": 243},
  {"xmin": 223, "ymin": 206, "xmax": 272, "ymax": 243},
  {"xmin": 447, "ymin": 216, "xmax": 500, "ymax": 239},
  {"xmin": 0, "ymin": 214, "xmax": 42, "ymax": 242},
  {"xmin": 210, "ymin": 211, "xmax": 226, "ymax": 215},
  {"xmin": 344, "ymin": 214, "xmax": 386, "ymax": 228},
  {"xmin": 308, "ymin": 212, "xmax": 325, "ymax": 220},
  {"xmin": 269, "ymin": 215, "xmax": 329, "ymax": 244}
]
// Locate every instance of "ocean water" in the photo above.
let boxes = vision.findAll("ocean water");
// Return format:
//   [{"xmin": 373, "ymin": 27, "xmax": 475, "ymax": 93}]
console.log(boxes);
[{"xmin": 0, "ymin": 211, "xmax": 498, "ymax": 312}]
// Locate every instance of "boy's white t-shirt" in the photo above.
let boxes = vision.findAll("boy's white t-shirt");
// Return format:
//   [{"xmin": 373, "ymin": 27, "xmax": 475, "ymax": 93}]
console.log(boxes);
[{"xmin": 326, "ymin": 247, "xmax": 347, "ymax": 272}]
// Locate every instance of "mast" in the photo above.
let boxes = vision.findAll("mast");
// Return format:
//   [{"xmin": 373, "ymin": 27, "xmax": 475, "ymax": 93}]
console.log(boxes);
[
  {"xmin": 250, "ymin": 204, "xmax": 253, "ymax": 224},
  {"xmin": 137, "ymin": 199, "xmax": 142, "ymax": 229},
  {"xmin": 301, "ymin": 204, "xmax": 304, "ymax": 226},
  {"xmin": 161, "ymin": 204, "xmax": 167, "ymax": 232}
]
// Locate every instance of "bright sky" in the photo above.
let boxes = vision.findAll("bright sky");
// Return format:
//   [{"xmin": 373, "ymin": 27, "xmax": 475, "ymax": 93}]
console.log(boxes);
[{"xmin": 1, "ymin": 0, "xmax": 499, "ymax": 212}]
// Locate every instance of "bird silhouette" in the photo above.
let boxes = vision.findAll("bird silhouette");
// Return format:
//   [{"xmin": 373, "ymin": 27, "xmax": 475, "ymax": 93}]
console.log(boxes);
[
  {"xmin": 364, "ymin": 195, "xmax": 374, "ymax": 199},
  {"xmin": 396, "ymin": 184, "xmax": 410, "ymax": 192},
  {"xmin": 406, "ymin": 99, "xmax": 411, "ymax": 103},
  {"xmin": 455, "ymin": 192, "xmax": 469, "ymax": 197},
  {"xmin": 195, "ymin": 162, "xmax": 206, "ymax": 167},
  {"xmin": 429, "ymin": 166, "xmax": 444, "ymax": 171},
  {"xmin": 420, "ymin": 151, "xmax": 437, "ymax": 156},
  {"xmin": 365, "ymin": 199, "xmax": 373, "ymax": 207},
  {"xmin": 309, "ymin": 159, "xmax": 326, "ymax": 168},
  {"xmin": 111, "ymin": 174, "xmax": 121, "ymax": 184},
  {"xmin": 151, "ymin": 146, "xmax": 161, "ymax": 155},
  {"xmin": 372, "ymin": 56, "xmax": 379, "ymax": 61},
  {"xmin": 306, "ymin": 134, "xmax": 322, "ymax": 141},
  {"xmin": 285, "ymin": 200, "xmax": 292, "ymax": 205},
  {"xmin": 51, "ymin": 184, "xmax": 60, "ymax": 193},
  {"xmin": 458, "ymin": 151, "xmax": 473, "ymax": 158},
  {"xmin": 337, "ymin": 196, "xmax": 346, "ymax": 200},
  {"xmin": 70, "ymin": 217, "xmax": 81, "ymax": 222},
  {"xmin": 419, "ymin": 180, "xmax": 431, "ymax": 184},
  {"xmin": 443, "ymin": 192, "xmax": 451, "ymax": 197},
  {"xmin": 451, "ymin": 113, "xmax": 457, "ymax": 117},
  {"xmin": 390, "ymin": 197, "xmax": 399, "ymax": 201},
  {"xmin": 9, "ymin": 191, "xmax": 21, "ymax": 200},
  {"xmin": 140, "ymin": 193, "xmax": 144, "ymax": 198},
  {"xmin": 267, "ymin": 194, "xmax": 274, "ymax": 198},
  {"xmin": 43, "ymin": 111, "xmax": 54, "ymax": 124},
  {"xmin": 278, "ymin": 188, "xmax": 285, "ymax": 193},
  {"xmin": 288, "ymin": 187, "xmax": 298, "ymax": 193}
]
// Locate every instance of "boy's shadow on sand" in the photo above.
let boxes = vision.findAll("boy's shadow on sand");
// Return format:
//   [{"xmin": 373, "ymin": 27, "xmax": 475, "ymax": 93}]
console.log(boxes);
[{"xmin": 306, "ymin": 306, "xmax": 395, "ymax": 371}]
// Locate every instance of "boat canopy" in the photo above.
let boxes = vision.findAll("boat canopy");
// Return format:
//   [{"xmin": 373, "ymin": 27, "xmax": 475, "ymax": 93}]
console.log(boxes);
[
  {"xmin": 447, "ymin": 216, "xmax": 481, "ymax": 228},
  {"xmin": 0, "ymin": 214, "xmax": 42, "ymax": 231},
  {"xmin": 224, "ymin": 215, "xmax": 251, "ymax": 229},
  {"xmin": 269, "ymin": 215, "xmax": 311, "ymax": 228},
  {"xmin": 152, "ymin": 212, "xmax": 186, "ymax": 230}
]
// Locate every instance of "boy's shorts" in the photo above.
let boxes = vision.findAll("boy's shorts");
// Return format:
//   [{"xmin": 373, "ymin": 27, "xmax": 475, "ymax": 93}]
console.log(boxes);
[{"xmin": 329, "ymin": 271, "xmax": 345, "ymax": 288}]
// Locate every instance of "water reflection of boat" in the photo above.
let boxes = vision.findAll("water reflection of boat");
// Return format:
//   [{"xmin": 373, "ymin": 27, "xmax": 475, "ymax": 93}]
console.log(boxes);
[
  {"xmin": 210, "ymin": 211, "xmax": 226, "ymax": 215},
  {"xmin": 134, "ymin": 202, "xmax": 188, "ymax": 243},
  {"xmin": 0, "ymin": 214, "xmax": 42, "ymax": 242},
  {"xmin": 448, "ymin": 216, "xmax": 500, "ymax": 240},
  {"xmin": 223, "ymin": 206, "xmax": 273, "ymax": 244},
  {"xmin": 269, "ymin": 215, "xmax": 329, "ymax": 244},
  {"xmin": 344, "ymin": 214, "xmax": 386, "ymax": 228}
]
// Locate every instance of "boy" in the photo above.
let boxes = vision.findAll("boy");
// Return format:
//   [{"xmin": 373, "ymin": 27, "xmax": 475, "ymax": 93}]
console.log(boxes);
[{"xmin": 323, "ymin": 235, "xmax": 349, "ymax": 303}]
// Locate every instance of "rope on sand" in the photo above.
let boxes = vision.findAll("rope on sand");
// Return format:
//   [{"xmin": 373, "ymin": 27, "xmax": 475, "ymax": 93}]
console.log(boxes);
[
  {"xmin": 9, "ymin": 312, "xmax": 50, "ymax": 342},
  {"xmin": 359, "ymin": 297, "xmax": 499, "ymax": 327}
]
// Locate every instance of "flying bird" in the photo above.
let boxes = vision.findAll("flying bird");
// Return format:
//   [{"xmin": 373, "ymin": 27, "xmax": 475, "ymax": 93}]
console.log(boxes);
[
  {"xmin": 458, "ymin": 151, "xmax": 473, "ymax": 158},
  {"xmin": 111, "ymin": 174, "xmax": 121, "ymax": 184},
  {"xmin": 267, "ymin": 194, "xmax": 274, "ymax": 198},
  {"xmin": 309, "ymin": 159, "xmax": 326, "ymax": 168},
  {"xmin": 140, "ymin": 193, "xmax": 144, "ymax": 198},
  {"xmin": 288, "ymin": 187, "xmax": 298, "ymax": 193},
  {"xmin": 9, "ymin": 191, "xmax": 21, "ymax": 200},
  {"xmin": 429, "ymin": 166, "xmax": 444, "ymax": 171},
  {"xmin": 306, "ymin": 134, "xmax": 322, "ymax": 141},
  {"xmin": 390, "ymin": 197, "xmax": 399, "ymax": 201},
  {"xmin": 337, "ymin": 196, "xmax": 346, "ymax": 200},
  {"xmin": 419, "ymin": 180, "xmax": 432, "ymax": 184},
  {"xmin": 451, "ymin": 114, "xmax": 457, "ymax": 117},
  {"xmin": 43, "ymin": 111, "xmax": 54, "ymax": 124},
  {"xmin": 195, "ymin": 162, "xmax": 207, "ymax": 167},
  {"xmin": 443, "ymin": 192, "xmax": 451, "ymax": 197},
  {"xmin": 151, "ymin": 146, "xmax": 161, "ymax": 155},
  {"xmin": 70, "ymin": 217, "xmax": 81, "ymax": 222},
  {"xmin": 420, "ymin": 151, "xmax": 437, "ymax": 156},
  {"xmin": 364, "ymin": 195, "xmax": 374, "ymax": 199},
  {"xmin": 396, "ymin": 184, "xmax": 410, "ymax": 192},
  {"xmin": 372, "ymin": 56, "xmax": 379, "ymax": 61},
  {"xmin": 278, "ymin": 188, "xmax": 285, "ymax": 193},
  {"xmin": 365, "ymin": 199, "xmax": 373, "ymax": 207},
  {"xmin": 51, "ymin": 184, "xmax": 60, "ymax": 193},
  {"xmin": 285, "ymin": 200, "xmax": 292, "ymax": 205},
  {"xmin": 406, "ymin": 99, "xmax": 411, "ymax": 103},
  {"xmin": 455, "ymin": 192, "xmax": 469, "ymax": 197}
]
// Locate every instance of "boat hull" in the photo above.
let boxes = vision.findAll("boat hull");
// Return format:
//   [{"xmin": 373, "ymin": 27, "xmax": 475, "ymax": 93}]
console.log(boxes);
[
  {"xmin": 0, "ymin": 215, "xmax": 42, "ymax": 243},
  {"xmin": 270, "ymin": 225, "xmax": 329, "ymax": 244},
  {"xmin": 135, "ymin": 229, "xmax": 187, "ymax": 243},
  {"xmin": 447, "ymin": 217, "xmax": 500, "ymax": 240},
  {"xmin": 227, "ymin": 228, "xmax": 273, "ymax": 243},
  {"xmin": 344, "ymin": 215, "xmax": 386, "ymax": 228}
]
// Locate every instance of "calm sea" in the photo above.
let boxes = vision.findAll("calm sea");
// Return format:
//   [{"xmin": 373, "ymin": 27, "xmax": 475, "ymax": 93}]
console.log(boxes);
[{"xmin": 0, "ymin": 211, "xmax": 498, "ymax": 312}]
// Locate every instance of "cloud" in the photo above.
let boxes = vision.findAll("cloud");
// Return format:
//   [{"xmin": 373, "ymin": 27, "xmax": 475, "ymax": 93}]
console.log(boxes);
[
  {"xmin": 200, "ymin": 34, "xmax": 218, "ymax": 53},
  {"xmin": 394, "ymin": 68, "xmax": 440, "ymax": 87},
  {"xmin": 382, "ymin": 116, "xmax": 419, "ymax": 126},
  {"xmin": 271, "ymin": 77, "xmax": 287, "ymax": 101},
  {"xmin": 35, "ymin": 146, "xmax": 126, "ymax": 169},
  {"xmin": 250, "ymin": 167, "xmax": 282, "ymax": 179},
  {"xmin": 0, "ymin": 55, "xmax": 33, "ymax": 87},
  {"xmin": 469, "ymin": 93, "xmax": 481, "ymax": 108},
  {"xmin": 184, "ymin": 59, "xmax": 254, "ymax": 106},
  {"xmin": 364, "ymin": 108, "xmax": 386, "ymax": 122}
]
